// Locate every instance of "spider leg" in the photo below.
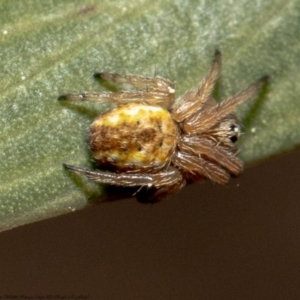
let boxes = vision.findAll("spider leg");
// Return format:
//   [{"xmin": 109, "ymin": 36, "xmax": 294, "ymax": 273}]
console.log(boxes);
[
  {"xmin": 58, "ymin": 73, "xmax": 176, "ymax": 108},
  {"xmin": 94, "ymin": 73, "xmax": 175, "ymax": 94},
  {"xmin": 178, "ymin": 135, "xmax": 243, "ymax": 175},
  {"xmin": 58, "ymin": 90, "xmax": 174, "ymax": 108},
  {"xmin": 58, "ymin": 73, "xmax": 175, "ymax": 108},
  {"xmin": 183, "ymin": 76, "xmax": 268, "ymax": 134},
  {"xmin": 136, "ymin": 177, "xmax": 186, "ymax": 203},
  {"xmin": 63, "ymin": 164, "xmax": 181, "ymax": 188},
  {"xmin": 172, "ymin": 151, "xmax": 230, "ymax": 184},
  {"xmin": 171, "ymin": 50, "xmax": 221, "ymax": 122}
]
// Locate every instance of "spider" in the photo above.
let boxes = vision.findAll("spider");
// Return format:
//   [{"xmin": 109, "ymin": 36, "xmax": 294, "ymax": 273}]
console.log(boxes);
[{"xmin": 59, "ymin": 50, "xmax": 267, "ymax": 203}]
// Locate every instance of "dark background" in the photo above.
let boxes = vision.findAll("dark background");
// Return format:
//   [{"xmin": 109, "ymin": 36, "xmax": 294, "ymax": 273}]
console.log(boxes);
[{"xmin": 1, "ymin": 150, "xmax": 300, "ymax": 299}]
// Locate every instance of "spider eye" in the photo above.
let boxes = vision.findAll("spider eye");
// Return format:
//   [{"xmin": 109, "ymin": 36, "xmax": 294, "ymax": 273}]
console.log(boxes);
[
  {"xmin": 230, "ymin": 135, "xmax": 238, "ymax": 143},
  {"xmin": 229, "ymin": 125, "xmax": 236, "ymax": 131},
  {"xmin": 228, "ymin": 124, "xmax": 240, "ymax": 143}
]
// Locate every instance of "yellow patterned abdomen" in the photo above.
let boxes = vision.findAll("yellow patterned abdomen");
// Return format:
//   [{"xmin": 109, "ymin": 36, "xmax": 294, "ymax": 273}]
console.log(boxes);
[{"xmin": 89, "ymin": 103, "xmax": 178, "ymax": 172}]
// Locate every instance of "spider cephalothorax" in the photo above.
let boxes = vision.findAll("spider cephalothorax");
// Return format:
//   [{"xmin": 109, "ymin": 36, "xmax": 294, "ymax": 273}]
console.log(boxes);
[{"xmin": 59, "ymin": 51, "xmax": 267, "ymax": 202}]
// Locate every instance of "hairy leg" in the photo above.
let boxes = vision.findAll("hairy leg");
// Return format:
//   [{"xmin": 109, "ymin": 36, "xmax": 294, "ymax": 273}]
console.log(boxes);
[
  {"xmin": 172, "ymin": 151, "xmax": 230, "ymax": 184},
  {"xmin": 59, "ymin": 73, "xmax": 176, "ymax": 108},
  {"xmin": 178, "ymin": 135, "xmax": 243, "ymax": 175},
  {"xmin": 58, "ymin": 90, "xmax": 174, "ymax": 108},
  {"xmin": 136, "ymin": 177, "xmax": 186, "ymax": 203},
  {"xmin": 171, "ymin": 50, "xmax": 221, "ymax": 122},
  {"xmin": 63, "ymin": 164, "xmax": 181, "ymax": 188},
  {"xmin": 183, "ymin": 76, "xmax": 268, "ymax": 134},
  {"xmin": 95, "ymin": 73, "xmax": 175, "ymax": 94}
]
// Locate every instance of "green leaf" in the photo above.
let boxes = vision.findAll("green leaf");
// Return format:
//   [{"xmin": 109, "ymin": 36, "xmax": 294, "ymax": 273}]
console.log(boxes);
[{"xmin": 1, "ymin": 0, "xmax": 299, "ymax": 231}]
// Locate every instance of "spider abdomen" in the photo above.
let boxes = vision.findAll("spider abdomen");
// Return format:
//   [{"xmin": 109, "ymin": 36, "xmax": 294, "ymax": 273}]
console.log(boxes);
[{"xmin": 89, "ymin": 103, "xmax": 178, "ymax": 172}]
